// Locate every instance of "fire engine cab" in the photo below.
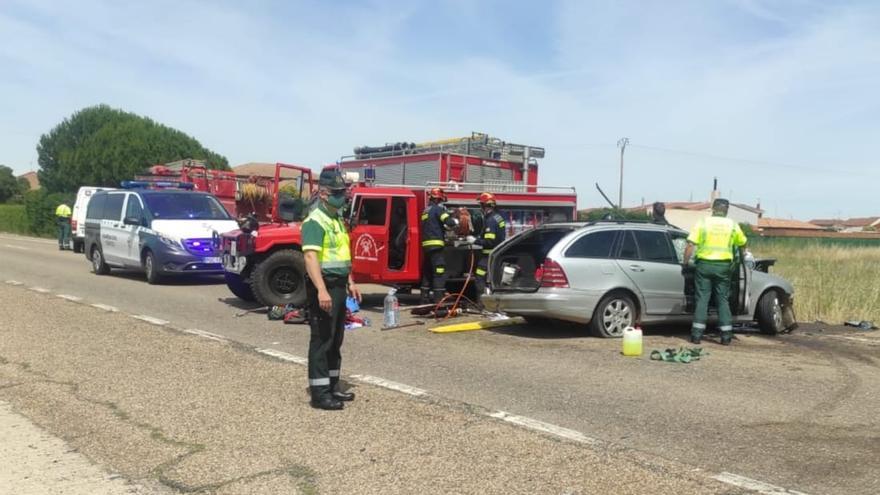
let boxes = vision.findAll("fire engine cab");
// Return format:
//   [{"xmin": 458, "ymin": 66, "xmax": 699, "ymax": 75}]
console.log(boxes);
[{"xmin": 219, "ymin": 134, "xmax": 577, "ymax": 307}]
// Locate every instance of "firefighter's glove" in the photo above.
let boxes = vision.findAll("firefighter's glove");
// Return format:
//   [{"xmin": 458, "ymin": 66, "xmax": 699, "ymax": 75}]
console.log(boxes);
[{"xmin": 465, "ymin": 235, "xmax": 476, "ymax": 244}]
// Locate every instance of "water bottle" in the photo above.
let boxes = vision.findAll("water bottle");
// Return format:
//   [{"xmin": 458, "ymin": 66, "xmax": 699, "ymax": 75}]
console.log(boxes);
[{"xmin": 383, "ymin": 288, "xmax": 400, "ymax": 328}]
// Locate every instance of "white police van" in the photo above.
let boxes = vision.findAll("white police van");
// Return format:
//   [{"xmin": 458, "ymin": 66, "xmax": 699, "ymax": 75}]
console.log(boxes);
[
  {"xmin": 83, "ymin": 182, "xmax": 239, "ymax": 284},
  {"xmin": 71, "ymin": 186, "xmax": 116, "ymax": 253}
]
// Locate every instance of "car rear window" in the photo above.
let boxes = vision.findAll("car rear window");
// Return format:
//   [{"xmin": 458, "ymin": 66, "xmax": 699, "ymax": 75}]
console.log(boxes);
[
  {"xmin": 103, "ymin": 194, "xmax": 125, "ymax": 221},
  {"xmin": 86, "ymin": 194, "xmax": 106, "ymax": 220},
  {"xmin": 565, "ymin": 230, "xmax": 617, "ymax": 258}
]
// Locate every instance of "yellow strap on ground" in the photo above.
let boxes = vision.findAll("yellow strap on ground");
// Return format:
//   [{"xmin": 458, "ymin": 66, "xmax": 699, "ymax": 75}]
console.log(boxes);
[{"xmin": 430, "ymin": 317, "xmax": 526, "ymax": 334}]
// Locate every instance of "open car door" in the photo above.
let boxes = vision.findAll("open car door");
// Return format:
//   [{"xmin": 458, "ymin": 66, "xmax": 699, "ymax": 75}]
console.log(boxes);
[{"xmin": 349, "ymin": 191, "xmax": 419, "ymax": 284}]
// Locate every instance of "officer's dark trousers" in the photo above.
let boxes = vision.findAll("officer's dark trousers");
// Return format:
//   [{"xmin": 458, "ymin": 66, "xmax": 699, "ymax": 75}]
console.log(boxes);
[
  {"xmin": 692, "ymin": 260, "xmax": 733, "ymax": 338},
  {"xmin": 307, "ymin": 275, "xmax": 347, "ymax": 400},
  {"xmin": 421, "ymin": 247, "xmax": 446, "ymax": 302},
  {"xmin": 57, "ymin": 217, "xmax": 70, "ymax": 248}
]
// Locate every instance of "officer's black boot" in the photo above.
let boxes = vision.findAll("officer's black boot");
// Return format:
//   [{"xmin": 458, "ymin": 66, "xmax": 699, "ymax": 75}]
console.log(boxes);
[
  {"xmin": 720, "ymin": 331, "xmax": 733, "ymax": 346},
  {"xmin": 331, "ymin": 381, "xmax": 355, "ymax": 402},
  {"xmin": 690, "ymin": 331, "xmax": 702, "ymax": 345},
  {"xmin": 310, "ymin": 387, "xmax": 343, "ymax": 410}
]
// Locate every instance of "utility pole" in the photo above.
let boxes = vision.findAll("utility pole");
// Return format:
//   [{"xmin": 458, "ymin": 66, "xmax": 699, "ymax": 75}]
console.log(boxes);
[{"xmin": 617, "ymin": 137, "xmax": 629, "ymax": 209}]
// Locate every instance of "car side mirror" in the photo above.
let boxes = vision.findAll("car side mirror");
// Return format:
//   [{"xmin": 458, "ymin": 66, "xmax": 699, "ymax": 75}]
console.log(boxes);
[{"xmin": 123, "ymin": 216, "xmax": 142, "ymax": 226}]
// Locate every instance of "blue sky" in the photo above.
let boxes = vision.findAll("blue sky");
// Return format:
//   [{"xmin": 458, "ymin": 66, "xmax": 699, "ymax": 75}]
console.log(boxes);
[{"xmin": 2, "ymin": 0, "xmax": 879, "ymax": 219}]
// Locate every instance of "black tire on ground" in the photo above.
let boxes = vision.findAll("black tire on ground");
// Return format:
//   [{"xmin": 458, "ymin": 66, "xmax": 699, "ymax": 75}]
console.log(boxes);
[
  {"xmin": 589, "ymin": 292, "xmax": 638, "ymax": 338},
  {"xmin": 224, "ymin": 271, "xmax": 256, "ymax": 302},
  {"xmin": 143, "ymin": 250, "xmax": 163, "ymax": 285},
  {"xmin": 250, "ymin": 250, "xmax": 307, "ymax": 307},
  {"xmin": 91, "ymin": 246, "xmax": 110, "ymax": 275},
  {"xmin": 73, "ymin": 240, "xmax": 84, "ymax": 254},
  {"xmin": 756, "ymin": 290, "xmax": 783, "ymax": 335}
]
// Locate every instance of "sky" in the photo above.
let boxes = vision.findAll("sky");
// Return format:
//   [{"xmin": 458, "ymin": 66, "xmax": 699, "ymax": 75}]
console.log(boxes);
[{"xmin": 1, "ymin": 0, "xmax": 879, "ymax": 220}]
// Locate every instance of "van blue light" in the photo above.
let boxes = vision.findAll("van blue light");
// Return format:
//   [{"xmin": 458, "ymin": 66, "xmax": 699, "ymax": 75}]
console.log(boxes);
[{"xmin": 120, "ymin": 180, "xmax": 195, "ymax": 190}]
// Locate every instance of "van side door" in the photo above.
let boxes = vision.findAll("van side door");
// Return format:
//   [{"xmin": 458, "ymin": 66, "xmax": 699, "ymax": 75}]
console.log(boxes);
[{"xmin": 124, "ymin": 194, "xmax": 146, "ymax": 264}]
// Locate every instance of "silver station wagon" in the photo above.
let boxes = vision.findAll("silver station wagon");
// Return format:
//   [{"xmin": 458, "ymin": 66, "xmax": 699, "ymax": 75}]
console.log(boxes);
[{"xmin": 482, "ymin": 221, "xmax": 796, "ymax": 337}]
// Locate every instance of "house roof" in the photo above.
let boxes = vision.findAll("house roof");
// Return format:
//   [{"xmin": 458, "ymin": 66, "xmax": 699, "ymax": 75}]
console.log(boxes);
[
  {"xmin": 842, "ymin": 217, "xmax": 880, "ymax": 227},
  {"xmin": 809, "ymin": 219, "xmax": 842, "ymax": 226},
  {"xmin": 758, "ymin": 218, "xmax": 823, "ymax": 230},
  {"xmin": 16, "ymin": 171, "xmax": 40, "ymax": 190}
]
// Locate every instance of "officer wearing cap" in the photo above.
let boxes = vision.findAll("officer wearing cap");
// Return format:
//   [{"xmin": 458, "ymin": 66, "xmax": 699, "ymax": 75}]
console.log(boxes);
[
  {"xmin": 681, "ymin": 198, "xmax": 747, "ymax": 345},
  {"xmin": 302, "ymin": 169, "xmax": 361, "ymax": 410}
]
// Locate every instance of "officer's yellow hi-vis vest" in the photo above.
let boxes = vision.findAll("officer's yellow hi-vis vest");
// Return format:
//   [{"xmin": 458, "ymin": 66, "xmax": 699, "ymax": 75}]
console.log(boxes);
[
  {"xmin": 55, "ymin": 204, "xmax": 71, "ymax": 218},
  {"xmin": 302, "ymin": 207, "xmax": 351, "ymax": 272},
  {"xmin": 687, "ymin": 216, "xmax": 747, "ymax": 261}
]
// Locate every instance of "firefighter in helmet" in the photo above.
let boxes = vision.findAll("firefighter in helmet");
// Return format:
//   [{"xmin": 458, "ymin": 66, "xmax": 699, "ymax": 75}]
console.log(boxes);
[
  {"xmin": 473, "ymin": 192, "xmax": 506, "ymax": 302},
  {"xmin": 420, "ymin": 187, "xmax": 458, "ymax": 303}
]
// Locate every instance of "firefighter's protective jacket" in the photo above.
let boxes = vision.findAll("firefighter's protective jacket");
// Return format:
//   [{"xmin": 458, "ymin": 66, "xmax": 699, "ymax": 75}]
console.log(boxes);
[
  {"xmin": 475, "ymin": 211, "xmax": 506, "ymax": 255},
  {"xmin": 421, "ymin": 203, "xmax": 456, "ymax": 249}
]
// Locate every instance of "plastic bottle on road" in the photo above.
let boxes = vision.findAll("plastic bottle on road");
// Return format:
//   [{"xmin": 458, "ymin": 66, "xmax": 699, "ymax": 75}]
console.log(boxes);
[
  {"xmin": 383, "ymin": 289, "xmax": 400, "ymax": 328},
  {"xmin": 622, "ymin": 325, "xmax": 643, "ymax": 356}
]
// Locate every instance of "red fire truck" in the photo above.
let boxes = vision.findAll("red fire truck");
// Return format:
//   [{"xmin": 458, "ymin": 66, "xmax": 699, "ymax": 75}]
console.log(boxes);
[{"xmin": 219, "ymin": 134, "xmax": 578, "ymax": 307}]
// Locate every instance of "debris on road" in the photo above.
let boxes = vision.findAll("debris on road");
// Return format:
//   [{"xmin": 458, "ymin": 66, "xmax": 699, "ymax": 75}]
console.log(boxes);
[
  {"xmin": 381, "ymin": 321, "xmax": 425, "ymax": 331},
  {"xmin": 430, "ymin": 316, "xmax": 526, "ymax": 334},
  {"xmin": 650, "ymin": 347, "xmax": 706, "ymax": 364},
  {"xmin": 844, "ymin": 320, "xmax": 877, "ymax": 331}
]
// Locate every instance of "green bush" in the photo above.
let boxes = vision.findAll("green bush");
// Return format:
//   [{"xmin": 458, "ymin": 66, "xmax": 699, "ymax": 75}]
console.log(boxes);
[
  {"xmin": 0, "ymin": 204, "xmax": 29, "ymax": 235},
  {"xmin": 22, "ymin": 190, "xmax": 75, "ymax": 237}
]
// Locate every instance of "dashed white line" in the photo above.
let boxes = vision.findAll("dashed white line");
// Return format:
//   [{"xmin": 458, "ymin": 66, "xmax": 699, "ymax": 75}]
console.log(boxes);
[
  {"xmin": 28, "ymin": 287, "xmax": 50, "ymax": 294},
  {"xmin": 3, "ymin": 244, "xmax": 27, "ymax": 250},
  {"xmin": 90, "ymin": 303, "xmax": 119, "ymax": 312},
  {"xmin": 256, "ymin": 348, "xmax": 308, "ymax": 365},
  {"xmin": 4, "ymin": 280, "xmax": 24, "ymax": 286},
  {"xmin": 349, "ymin": 375, "xmax": 427, "ymax": 397},
  {"xmin": 56, "ymin": 294, "xmax": 82, "ymax": 302},
  {"xmin": 712, "ymin": 472, "xmax": 809, "ymax": 495},
  {"xmin": 183, "ymin": 329, "xmax": 227, "ymax": 343},
  {"xmin": 130, "ymin": 315, "xmax": 169, "ymax": 326},
  {"xmin": 487, "ymin": 411, "xmax": 601, "ymax": 446}
]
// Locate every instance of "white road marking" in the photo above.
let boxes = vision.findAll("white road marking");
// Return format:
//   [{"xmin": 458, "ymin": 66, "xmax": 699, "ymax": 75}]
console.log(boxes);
[
  {"xmin": 712, "ymin": 472, "xmax": 809, "ymax": 495},
  {"xmin": 487, "ymin": 411, "xmax": 601, "ymax": 446},
  {"xmin": 56, "ymin": 294, "xmax": 82, "ymax": 302},
  {"xmin": 28, "ymin": 287, "xmax": 50, "ymax": 293},
  {"xmin": 183, "ymin": 329, "xmax": 227, "ymax": 343},
  {"xmin": 3, "ymin": 244, "xmax": 27, "ymax": 250},
  {"xmin": 349, "ymin": 375, "xmax": 427, "ymax": 397},
  {"xmin": 0, "ymin": 235, "xmax": 56, "ymax": 245},
  {"xmin": 4, "ymin": 280, "xmax": 24, "ymax": 286},
  {"xmin": 91, "ymin": 303, "xmax": 119, "ymax": 312},
  {"xmin": 256, "ymin": 348, "xmax": 308, "ymax": 365},
  {"xmin": 131, "ymin": 315, "xmax": 169, "ymax": 326}
]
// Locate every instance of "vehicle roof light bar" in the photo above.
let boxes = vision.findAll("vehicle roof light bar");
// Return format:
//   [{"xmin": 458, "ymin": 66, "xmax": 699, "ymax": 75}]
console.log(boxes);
[{"xmin": 120, "ymin": 180, "xmax": 195, "ymax": 190}]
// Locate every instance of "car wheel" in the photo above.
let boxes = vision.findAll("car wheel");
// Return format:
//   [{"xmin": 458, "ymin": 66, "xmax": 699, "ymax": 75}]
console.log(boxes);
[
  {"xmin": 91, "ymin": 246, "xmax": 110, "ymax": 275},
  {"xmin": 224, "ymin": 271, "xmax": 256, "ymax": 302},
  {"xmin": 757, "ymin": 290, "xmax": 783, "ymax": 335},
  {"xmin": 590, "ymin": 293, "xmax": 637, "ymax": 338},
  {"xmin": 143, "ymin": 250, "xmax": 163, "ymax": 285},
  {"xmin": 251, "ymin": 249, "xmax": 307, "ymax": 307},
  {"xmin": 73, "ymin": 240, "xmax": 84, "ymax": 254}
]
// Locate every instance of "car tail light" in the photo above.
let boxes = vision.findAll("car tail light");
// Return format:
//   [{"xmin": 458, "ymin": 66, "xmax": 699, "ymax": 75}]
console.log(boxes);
[
  {"xmin": 70, "ymin": 219, "xmax": 77, "ymax": 231},
  {"xmin": 535, "ymin": 258, "xmax": 569, "ymax": 288}
]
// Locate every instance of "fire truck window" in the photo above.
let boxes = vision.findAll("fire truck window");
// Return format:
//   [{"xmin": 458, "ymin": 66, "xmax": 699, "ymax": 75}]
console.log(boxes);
[{"xmin": 358, "ymin": 198, "xmax": 387, "ymax": 226}]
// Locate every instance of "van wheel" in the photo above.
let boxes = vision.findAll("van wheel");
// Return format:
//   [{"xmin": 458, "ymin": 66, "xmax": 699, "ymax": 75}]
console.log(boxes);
[
  {"xmin": 143, "ymin": 250, "xmax": 163, "ymax": 285},
  {"xmin": 91, "ymin": 246, "xmax": 110, "ymax": 275},
  {"xmin": 224, "ymin": 271, "xmax": 256, "ymax": 302},
  {"xmin": 757, "ymin": 290, "xmax": 783, "ymax": 335},
  {"xmin": 251, "ymin": 250, "xmax": 307, "ymax": 307},
  {"xmin": 590, "ymin": 293, "xmax": 636, "ymax": 338}
]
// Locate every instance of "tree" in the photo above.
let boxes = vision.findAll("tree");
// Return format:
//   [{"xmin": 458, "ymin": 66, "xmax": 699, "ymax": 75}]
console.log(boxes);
[
  {"xmin": 37, "ymin": 105, "xmax": 229, "ymax": 193},
  {"xmin": 0, "ymin": 165, "xmax": 23, "ymax": 203},
  {"xmin": 577, "ymin": 208, "xmax": 650, "ymax": 222}
]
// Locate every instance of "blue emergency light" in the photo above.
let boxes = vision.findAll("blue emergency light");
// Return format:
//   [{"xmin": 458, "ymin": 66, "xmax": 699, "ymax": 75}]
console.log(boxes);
[
  {"xmin": 362, "ymin": 166, "xmax": 376, "ymax": 182},
  {"xmin": 120, "ymin": 180, "xmax": 195, "ymax": 190}
]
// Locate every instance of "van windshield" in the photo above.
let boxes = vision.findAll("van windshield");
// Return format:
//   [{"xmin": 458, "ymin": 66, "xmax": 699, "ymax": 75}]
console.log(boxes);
[{"xmin": 142, "ymin": 193, "xmax": 231, "ymax": 220}]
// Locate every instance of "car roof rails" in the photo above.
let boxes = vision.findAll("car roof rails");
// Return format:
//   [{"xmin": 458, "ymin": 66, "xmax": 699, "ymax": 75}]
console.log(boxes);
[{"xmin": 120, "ymin": 180, "xmax": 195, "ymax": 190}]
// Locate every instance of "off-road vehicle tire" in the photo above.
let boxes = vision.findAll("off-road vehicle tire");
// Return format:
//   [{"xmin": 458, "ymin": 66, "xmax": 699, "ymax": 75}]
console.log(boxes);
[{"xmin": 251, "ymin": 249, "xmax": 307, "ymax": 307}]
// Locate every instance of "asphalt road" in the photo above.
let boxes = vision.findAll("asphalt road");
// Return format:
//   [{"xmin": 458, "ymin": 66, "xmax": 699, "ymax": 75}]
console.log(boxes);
[{"xmin": 2, "ymin": 233, "xmax": 879, "ymax": 494}]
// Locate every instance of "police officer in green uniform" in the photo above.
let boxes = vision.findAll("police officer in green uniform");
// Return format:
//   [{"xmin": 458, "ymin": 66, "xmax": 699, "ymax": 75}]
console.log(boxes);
[
  {"xmin": 302, "ymin": 169, "xmax": 361, "ymax": 410},
  {"xmin": 682, "ymin": 198, "xmax": 747, "ymax": 345},
  {"xmin": 55, "ymin": 203, "xmax": 72, "ymax": 250}
]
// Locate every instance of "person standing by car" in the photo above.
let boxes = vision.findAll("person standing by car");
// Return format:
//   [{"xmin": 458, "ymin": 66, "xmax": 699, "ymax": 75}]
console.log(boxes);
[
  {"xmin": 681, "ymin": 198, "xmax": 748, "ymax": 345},
  {"xmin": 302, "ymin": 169, "xmax": 362, "ymax": 410},
  {"xmin": 473, "ymin": 192, "xmax": 506, "ymax": 303},
  {"xmin": 55, "ymin": 202, "xmax": 72, "ymax": 250},
  {"xmin": 420, "ymin": 187, "xmax": 457, "ymax": 304}
]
